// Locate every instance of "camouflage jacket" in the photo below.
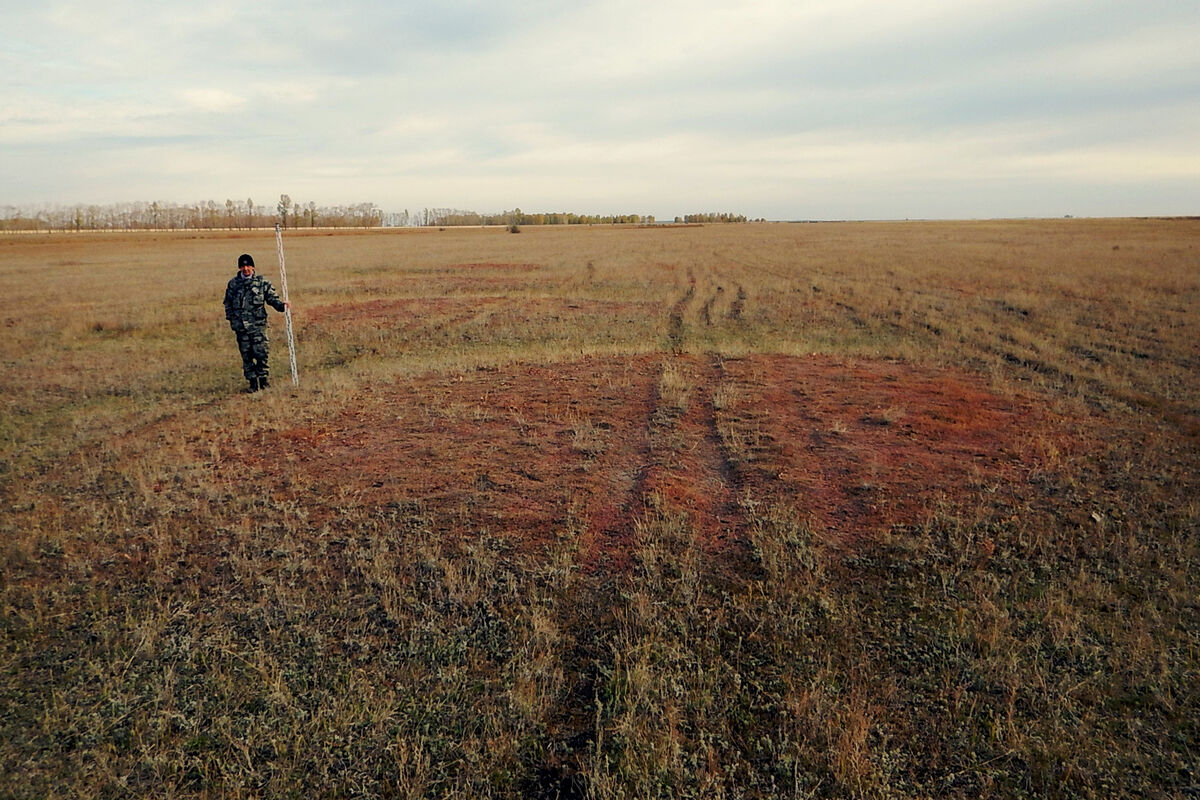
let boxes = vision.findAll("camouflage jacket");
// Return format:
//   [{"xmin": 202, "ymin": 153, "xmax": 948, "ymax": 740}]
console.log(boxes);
[{"xmin": 224, "ymin": 272, "xmax": 286, "ymax": 330}]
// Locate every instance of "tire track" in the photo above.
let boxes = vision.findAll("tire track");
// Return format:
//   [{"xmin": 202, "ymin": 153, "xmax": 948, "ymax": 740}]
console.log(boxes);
[
  {"xmin": 697, "ymin": 277, "xmax": 746, "ymax": 328},
  {"xmin": 578, "ymin": 354, "xmax": 750, "ymax": 572},
  {"xmin": 576, "ymin": 359, "xmax": 660, "ymax": 574},
  {"xmin": 666, "ymin": 270, "xmax": 697, "ymax": 354},
  {"xmin": 639, "ymin": 356, "xmax": 747, "ymax": 555},
  {"xmin": 729, "ymin": 284, "xmax": 747, "ymax": 321}
]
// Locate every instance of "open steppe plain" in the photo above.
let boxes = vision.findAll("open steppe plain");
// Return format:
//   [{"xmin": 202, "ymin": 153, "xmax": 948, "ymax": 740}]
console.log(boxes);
[{"xmin": 2, "ymin": 219, "xmax": 1197, "ymax": 797}]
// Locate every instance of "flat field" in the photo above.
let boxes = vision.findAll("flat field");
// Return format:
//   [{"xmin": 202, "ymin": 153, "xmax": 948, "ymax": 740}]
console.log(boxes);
[{"xmin": 2, "ymin": 220, "xmax": 1198, "ymax": 798}]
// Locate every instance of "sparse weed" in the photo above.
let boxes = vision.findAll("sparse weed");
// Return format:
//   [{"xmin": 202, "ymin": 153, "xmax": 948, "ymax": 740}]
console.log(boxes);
[
  {"xmin": 568, "ymin": 414, "xmax": 609, "ymax": 457},
  {"xmin": 656, "ymin": 361, "xmax": 692, "ymax": 415}
]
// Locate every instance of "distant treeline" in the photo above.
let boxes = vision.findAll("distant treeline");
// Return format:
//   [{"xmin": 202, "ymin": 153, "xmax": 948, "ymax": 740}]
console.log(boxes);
[
  {"xmin": 0, "ymin": 198, "xmax": 384, "ymax": 232},
  {"xmin": 421, "ymin": 208, "xmax": 656, "ymax": 227},
  {"xmin": 1, "ymin": 198, "xmax": 749, "ymax": 231},
  {"xmin": 419, "ymin": 209, "xmax": 751, "ymax": 226},
  {"xmin": 678, "ymin": 212, "xmax": 750, "ymax": 224}
]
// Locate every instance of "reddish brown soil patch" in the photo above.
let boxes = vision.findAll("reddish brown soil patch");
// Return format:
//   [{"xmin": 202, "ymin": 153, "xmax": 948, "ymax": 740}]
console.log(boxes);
[
  {"xmin": 304, "ymin": 296, "xmax": 507, "ymax": 329},
  {"xmin": 246, "ymin": 356, "xmax": 664, "ymax": 570},
  {"xmin": 304, "ymin": 297, "xmax": 656, "ymax": 336},
  {"xmin": 716, "ymin": 355, "xmax": 1035, "ymax": 545},
  {"xmin": 232, "ymin": 354, "xmax": 1039, "ymax": 569}
]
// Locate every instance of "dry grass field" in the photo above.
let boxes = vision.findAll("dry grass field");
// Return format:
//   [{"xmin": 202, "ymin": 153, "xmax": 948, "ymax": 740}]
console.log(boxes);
[{"xmin": 2, "ymin": 219, "xmax": 1198, "ymax": 798}]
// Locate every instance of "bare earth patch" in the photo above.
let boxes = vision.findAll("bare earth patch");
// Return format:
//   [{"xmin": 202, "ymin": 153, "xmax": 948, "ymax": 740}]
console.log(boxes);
[
  {"xmin": 718, "ymin": 354, "xmax": 1034, "ymax": 544},
  {"xmin": 232, "ymin": 354, "xmax": 1039, "ymax": 570}
]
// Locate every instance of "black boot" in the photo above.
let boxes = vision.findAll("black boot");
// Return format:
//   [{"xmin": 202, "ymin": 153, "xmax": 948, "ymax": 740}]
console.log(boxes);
[
  {"xmin": 258, "ymin": 375, "xmax": 270, "ymax": 389},
  {"xmin": 248, "ymin": 377, "xmax": 259, "ymax": 392}
]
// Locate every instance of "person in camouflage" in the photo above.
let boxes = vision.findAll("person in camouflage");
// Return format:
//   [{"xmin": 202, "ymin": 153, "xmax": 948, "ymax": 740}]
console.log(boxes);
[{"xmin": 224, "ymin": 253, "xmax": 289, "ymax": 392}]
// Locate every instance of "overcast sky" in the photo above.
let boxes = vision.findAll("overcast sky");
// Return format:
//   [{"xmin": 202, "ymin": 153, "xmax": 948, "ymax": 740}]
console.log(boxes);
[{"xmin": 3, "ymin": 0, "xmax": 1197, "ymax": 220}]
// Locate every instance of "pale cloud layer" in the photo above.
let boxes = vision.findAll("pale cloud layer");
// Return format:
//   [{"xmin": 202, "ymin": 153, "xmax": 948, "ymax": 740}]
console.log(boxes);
[{"xmin": 2, "ymin": 0, "xmax": 1197, "ymax": 219}]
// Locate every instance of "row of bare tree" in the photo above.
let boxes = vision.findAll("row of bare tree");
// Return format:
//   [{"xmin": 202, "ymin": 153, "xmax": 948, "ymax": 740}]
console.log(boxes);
[
  {"xmin": 1, "ymin": 197, "xmax": 750, "ymax": 232},
  {"xmin": 419, "ymin": 208, "xmax": 659, "ymax": 227},
  {"xmin": 0, "ymin": 197, "xmax": 383, "ymax": 232}
]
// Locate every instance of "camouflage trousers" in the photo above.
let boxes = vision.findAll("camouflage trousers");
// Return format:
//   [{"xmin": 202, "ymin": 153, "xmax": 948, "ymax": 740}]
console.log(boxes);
[{"xmin": 234, "ymin": 326, "xmax": 270, "ymax": 380}]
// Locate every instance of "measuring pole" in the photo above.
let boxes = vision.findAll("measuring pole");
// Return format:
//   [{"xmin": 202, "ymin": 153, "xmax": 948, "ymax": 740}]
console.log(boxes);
[{"xmin": 275, "ymin": 223, "xmax": 300, "ymax": 387}]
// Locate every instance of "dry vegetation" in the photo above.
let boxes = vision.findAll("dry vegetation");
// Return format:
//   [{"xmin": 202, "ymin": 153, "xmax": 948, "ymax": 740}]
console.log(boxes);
[{"xmin": 2, "ymin": 220, "xmax": 1198, "ymax": 798}]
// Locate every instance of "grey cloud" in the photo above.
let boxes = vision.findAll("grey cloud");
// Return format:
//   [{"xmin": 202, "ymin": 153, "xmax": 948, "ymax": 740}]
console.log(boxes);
[{"xmin": 3, "ymin": 0, "xmax": 1197, "ymax": 218}]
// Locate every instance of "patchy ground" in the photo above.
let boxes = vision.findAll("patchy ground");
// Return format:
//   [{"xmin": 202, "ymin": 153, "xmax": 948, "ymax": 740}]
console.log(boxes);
[
  {"xmin": 232, "ymin": 354, "xmax": 1039, "ymax": 571},
  {"xmin": 7, "ymin": 223, "xmax": 1196, "ymax": 798}
]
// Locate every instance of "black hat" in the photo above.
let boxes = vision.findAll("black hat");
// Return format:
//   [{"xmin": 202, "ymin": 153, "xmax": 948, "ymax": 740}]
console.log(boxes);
[{"xmin": 238, "ymin": 253, "xmax": 255, "ymax": 268}]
